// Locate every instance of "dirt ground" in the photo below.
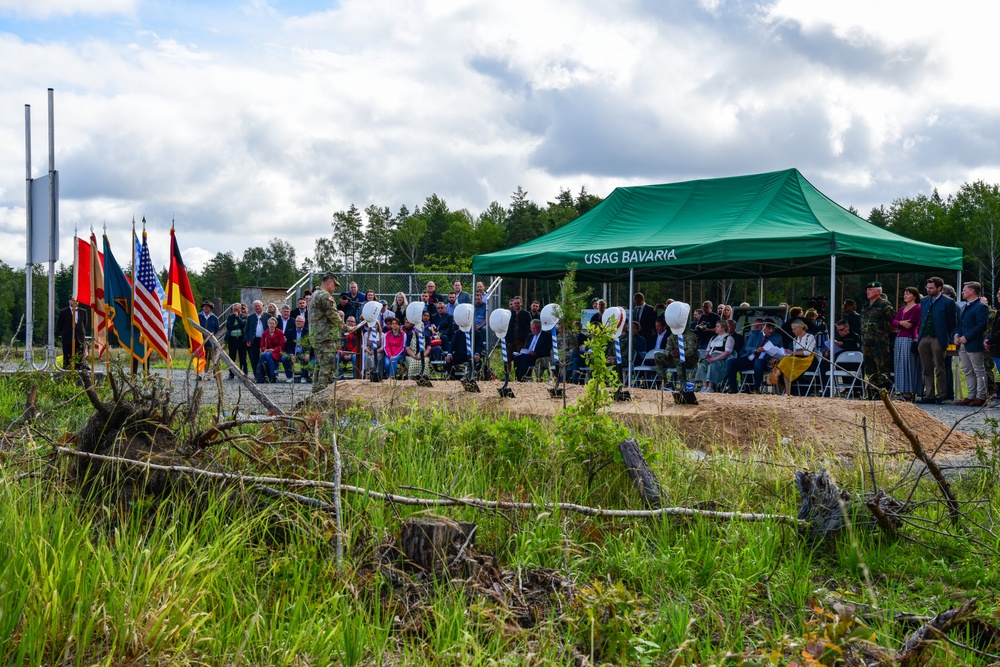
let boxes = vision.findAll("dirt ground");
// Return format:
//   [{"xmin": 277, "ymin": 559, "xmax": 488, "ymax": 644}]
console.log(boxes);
[{"xmin": 316, "ymin": 379, "xmax": 984, "ymax": 457}]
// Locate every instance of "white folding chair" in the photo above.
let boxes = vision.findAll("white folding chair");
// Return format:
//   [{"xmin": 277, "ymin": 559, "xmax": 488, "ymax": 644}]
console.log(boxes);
[
  {"xmin": 631, "ymin": 350, "xmax": 659, "ymax": 388},
  {"xmin": 831, "ymin": 351, "xmax": 864, "ymax": 398}
]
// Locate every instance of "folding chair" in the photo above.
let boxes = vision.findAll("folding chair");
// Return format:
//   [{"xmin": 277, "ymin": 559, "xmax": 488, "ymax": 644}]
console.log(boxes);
[
  {"xmin": 630, "ymin": 350, "xmax": 659, "ymax": 388},
  {"xmin": 830, "ymin": 351, "xmax": 865, "ymax": 398}
]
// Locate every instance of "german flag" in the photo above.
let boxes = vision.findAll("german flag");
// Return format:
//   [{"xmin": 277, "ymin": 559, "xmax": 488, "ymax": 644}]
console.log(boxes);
[{"xmin": 164, "ymin": 228, "xmax": 205, "ymax": 372}]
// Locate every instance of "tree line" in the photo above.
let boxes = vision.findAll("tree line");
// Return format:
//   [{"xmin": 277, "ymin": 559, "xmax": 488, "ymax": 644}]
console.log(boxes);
[{"xmin": 2, "ymin": 180, "xmax": 997, "ymax": 346}]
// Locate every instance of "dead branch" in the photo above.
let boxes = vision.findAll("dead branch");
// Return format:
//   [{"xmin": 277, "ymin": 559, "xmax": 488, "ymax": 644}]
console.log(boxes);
[
  {"xmin": 188, "ymin": 318, "xmax": 286, "ymax": 416},
  {"xmin": 54, "ymin": 447, "xmax": 805, "ymax": 526},
  {"xmin": 193, "ymin": 416, "xmax": 298, "ymax": 448},
  {"xmin": 879, "ymin": 389, "xmax": 961, "ymax": 525},
  {"xmin": 897, "ymin": 599, "xmax": 978, "ymax": 666}
]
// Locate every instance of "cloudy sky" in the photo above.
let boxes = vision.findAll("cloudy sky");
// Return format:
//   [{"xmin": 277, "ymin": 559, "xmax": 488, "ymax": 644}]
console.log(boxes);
[{"xmin": 1, "ymin": 0, "xmax": 998, "ymax": 272}]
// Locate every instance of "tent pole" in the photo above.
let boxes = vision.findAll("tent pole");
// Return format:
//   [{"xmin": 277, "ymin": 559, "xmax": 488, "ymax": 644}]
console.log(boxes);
[
  {"xmin": 758, "ymin": 277, "xmax": 764, "ymax": 306},
  {"xmin": 957, "ymin": 269, "xmax": 962, "ymax": 290},
  {"xmin": 829, "ymin": 254, "xmax": 837, "ymax": 398},
  {"xmin": 470, "ymin": 272, "xmax": 475, "ymax": 381},
  {"xmin": 627, "ymin": 268, "xmax": 634, "ymax": 387}
]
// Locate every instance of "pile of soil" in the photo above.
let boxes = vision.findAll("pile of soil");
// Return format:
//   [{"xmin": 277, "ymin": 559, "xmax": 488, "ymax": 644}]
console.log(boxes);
[{"xmin": 317, "ymin": 380, "xmax": 983, "ymax": 457}]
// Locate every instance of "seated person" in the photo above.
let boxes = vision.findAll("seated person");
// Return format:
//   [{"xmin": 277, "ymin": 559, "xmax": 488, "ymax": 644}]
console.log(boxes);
[
  {"xmin": 257, "ymin": 317, "xmax": 291, "ymax": 383},
  {"xmin": 655, "ymin": 327, "xmax": 699, "ymax": 388},
  {"xmin": 444, "ymin": 328, "xmax": 486, "ymax": 378},
  {"xmin": 514, "ymin": 319, "xmax": 552, "ymax": 381},
  {"xmin": 338, "ymin": 316, "xmax": 359, "ymax": 377},
  {"xmin": 404, "ymin": 322, "xmax": 426, "ymax": 379},
  {"xmin": 284, "ymin": 315, "xmax": 312, "ymax": 382},
  {"xmin": 724, "ymin": 317, "xmax": 770, "ymax": 393},
  {"xmin": 361, "ymin": 322, "xmax": 382, "ymax": 378},
  {"xmin": 383, "ymin": 317, "xmax": 407, "ymax": 377},
  {"xmin": 692, "ymin": 320, "xmax": 734, "ymax": 393},
  {"xmin": 430, "ymin": 301, "xmax": 455, "ymax": 350},
  {"xmin": 565, "ymin": 322, "xmax": 589, "ymax": 384},
  {"xmin": 649, "ymin": 318, "xmax": 669, "ymax": 353},
  {"xmin": 626, "ymin": 320, "xmax": 647, "ymax": 368},
  {"xmin": 768, "ymin": 319, "xmax": 817, "ymax": 395},
  {"xmin": 818, "ymin": 319, "xmax": 864, "ymax": 390}
]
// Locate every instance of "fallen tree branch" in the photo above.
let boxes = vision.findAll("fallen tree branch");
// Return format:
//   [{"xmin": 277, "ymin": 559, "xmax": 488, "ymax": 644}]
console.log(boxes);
[
  {"xmin": 897, "ymin": 599, "xmax": 979, "ymax": 666},
  {"xmin": 879, "ymin": 389, "xmax": 961, "ymax": 525},
  {"xmin": 54, "ymin": 447, "xmax": 805, "ymax": 526},
  {"xmin": 187, "ymin": 318, "xmax": 286, "ymax": 416}
]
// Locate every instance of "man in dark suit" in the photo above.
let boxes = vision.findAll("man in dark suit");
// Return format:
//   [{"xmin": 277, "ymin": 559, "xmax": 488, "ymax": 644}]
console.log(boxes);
[
  {"xmin": 632, "ymin": 293, "xmax": 656, "ymax": 346},
  {"xmin": 56, "ymin": 298, "xmax": 87, "ymax": 369},
  {"xmin": 431, "ymin": 300, "xmax": 455, "ymax": 349},
  {"xmin": 954, "ymin": 281, "xmax": 990, "ymax": 406},
  {"xmin": 290, "ymin": 296, "xmax": 309, "ymax": 325},
  {"xmin": 917, "ymin": 276, "xmax": 959, "ymax": 404},
  {"xmin": 514, "ymin": 319, "xmax": 553, "ymax": 380},
  {"xmin": 244, "ymin": 300, "xmax": 272, "ymax": 380},
  {"xmin": 284, "ymin": 314, "xmax": 312, "ymax": 382},
  {"xmin": 199, "ymin": 301, "xmax": 220, "ymax": 352}
]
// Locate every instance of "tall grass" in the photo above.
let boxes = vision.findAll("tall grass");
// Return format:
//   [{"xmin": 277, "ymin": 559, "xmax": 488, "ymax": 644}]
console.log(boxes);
[{"xmin": 1, "ymin": 374, "xmax": 998, "ymax": 665}]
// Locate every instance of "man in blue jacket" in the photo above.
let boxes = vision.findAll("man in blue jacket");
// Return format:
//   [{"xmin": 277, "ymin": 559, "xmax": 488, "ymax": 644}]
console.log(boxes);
[
  {"xmin": 917, "ymin": 276, "xmax": 958, "ymax": 404},
  {"xmin": 954, "ymin": 281, "xmax": 990, "ymax": 406}
]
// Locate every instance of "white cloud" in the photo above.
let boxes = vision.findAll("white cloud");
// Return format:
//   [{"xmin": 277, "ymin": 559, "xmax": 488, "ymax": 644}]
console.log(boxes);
[
  {"xmin": 1, "ymin": 0, "xmax": 999, "ymax": 271},
  {"xmin": 0, "ymin": 0, "xmax": 134, "ymax": 19}
]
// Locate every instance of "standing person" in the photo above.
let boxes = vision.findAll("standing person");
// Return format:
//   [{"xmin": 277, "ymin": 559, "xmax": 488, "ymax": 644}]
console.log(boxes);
[
  {"xmin": 453, "ymin": 280, "xmax": 472, "ymax": 305},
  {"xmin": 244, "ymin": 300, "xmax": 271, "ymax": 380},
  {"xmin": 290, "ymin": 296, "xmax": 309, "ymax": 324},
  {"xmin": 985, "ymin": 287, "xmax": 1000, "ymax": 400},
  {"xmin": 693, "ymin": 301, "xmax": 720, "ymax": 349},
  {"xmin": 311, "ymin": 274, "xmax": 351, "ymax": 394},
  {"xmin": 225, "ymin": 301, "xmax": 248, "ymax": 378},
  {"xmin": 954, "ymin": 281, "xmax": 989, "ymax": 406},
  {"xmin": 199, "ymin": 301, "xmax": 220, "ymax": 353},
  {"xmin": 473, "ymin": 291, "xmax": 488, "ymax": 351},
  {"xmin": 347, "ymin": 280, "xmax": 363, "ymax": 303},
  {"xmin": 56, "ymin": 298, "xmax": 88, "ymax": 369},
  {"xmin": 917, "ymin": 276, "xmax": 958, "ymax": 404},
  {"xmin": 425, "ymin": 281, "xmax": 445, "ymax": 304},
  {"xmin": 391, "ymin": 292, "xmax": 408, "ymax": 321},
  {"xmin": 842, "ymin": 300, "xmax": 863, "ymax": 337},
  {"xmin": 632, "ymin": 293, "xmax": 656, "ymax": 346},
  {"xmin": 891, "ymin": 287, "xmax": 922, "ymax": 401},
  {"xmin": 859, "ymin": 281, "xmax": 895, "ymax": 394}
]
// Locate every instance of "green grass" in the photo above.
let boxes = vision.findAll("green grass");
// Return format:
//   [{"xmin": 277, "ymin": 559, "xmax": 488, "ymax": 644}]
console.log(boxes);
[{"xmin": 1, "ymin": 374, "xmax": 999, "ymax": 665}]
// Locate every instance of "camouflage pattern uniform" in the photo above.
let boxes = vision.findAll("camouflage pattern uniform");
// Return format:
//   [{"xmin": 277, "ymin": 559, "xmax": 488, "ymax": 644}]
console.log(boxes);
[
  {"xmin": 310, "ymin": 286, "xmax": 347, "ymax": 394},
  {"xmin": 654, "ymin": 329, "xmax": 699, "ymax": 384},
  {"xmin": 860, "ymin": 294, "xmax": 895, "ymax": 391}
]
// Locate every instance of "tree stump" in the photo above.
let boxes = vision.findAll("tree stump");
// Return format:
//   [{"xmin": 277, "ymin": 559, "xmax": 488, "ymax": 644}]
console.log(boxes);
[
  {"xmin": 618, "ymin": 438, "xmax": 663, "ymax": 508},
  {"xmin": 400, "ymin": 517, "xmax": 476, "ymax": 574},
  {"xmin": 795, "ymin": 469, "xmax": 852, "ymax": 542}
]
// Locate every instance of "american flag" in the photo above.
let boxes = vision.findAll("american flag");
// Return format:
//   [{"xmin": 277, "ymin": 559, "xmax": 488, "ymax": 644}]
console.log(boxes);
[{"xmin": 132, "ymin": 230, "xmax": 170, "ymax": 360}]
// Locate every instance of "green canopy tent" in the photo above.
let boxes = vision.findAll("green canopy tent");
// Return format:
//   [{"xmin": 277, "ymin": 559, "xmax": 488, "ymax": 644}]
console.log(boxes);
[{"xmin": 471, "ymin": 168, "xmax": 964, "ymax": 391}]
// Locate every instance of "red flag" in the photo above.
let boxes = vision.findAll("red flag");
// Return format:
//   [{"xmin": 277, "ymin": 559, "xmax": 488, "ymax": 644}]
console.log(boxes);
[
  {"xmin": 73, "ymin": 236, "xmax": 103, "ymax": 305},
  {"xmin": 164, "ymin": 228, "xmax": 205, "ymax": 372}
]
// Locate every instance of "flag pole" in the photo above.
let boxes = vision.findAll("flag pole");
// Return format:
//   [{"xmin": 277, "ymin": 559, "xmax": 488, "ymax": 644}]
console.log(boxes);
[
  {"xmin": 103, "ymin": 224, "xmax": 110, "ymax": 380},
  {"xmin": 89, "ymin": 227, "xmax": 96, "ymax": 386},
  {"xmin": 70, "ymin": 227, "xmax": 77, "ymax": 371}
]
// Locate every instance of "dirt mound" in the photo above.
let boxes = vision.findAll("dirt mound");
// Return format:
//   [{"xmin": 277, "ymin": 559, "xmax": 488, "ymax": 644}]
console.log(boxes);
[{"xmin": 317, "ymin": 380, "xmax": 982, "ymax": 457}]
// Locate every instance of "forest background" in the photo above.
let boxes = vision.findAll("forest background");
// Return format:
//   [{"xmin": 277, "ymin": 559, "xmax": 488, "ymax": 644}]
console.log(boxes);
[{"xmin": 2, "ymin": 179, "xmax": 997, "ymax": 347}]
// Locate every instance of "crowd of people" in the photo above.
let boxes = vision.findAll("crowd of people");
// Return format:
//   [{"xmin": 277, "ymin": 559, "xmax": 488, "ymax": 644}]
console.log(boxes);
[{"xmin": 59, "ymin": 272, "xmax": 1000, "ymax": 406}]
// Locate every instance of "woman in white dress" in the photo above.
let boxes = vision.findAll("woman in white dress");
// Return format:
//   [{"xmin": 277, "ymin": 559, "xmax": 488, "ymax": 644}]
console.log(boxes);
[{"xmin": 694, "ymin": 320, "xmax": 734, "ymax": 392}]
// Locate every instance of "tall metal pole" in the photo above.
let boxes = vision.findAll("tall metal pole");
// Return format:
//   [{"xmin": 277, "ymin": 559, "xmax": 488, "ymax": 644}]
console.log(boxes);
[
  {"xmin": 627, "ymin": 268, "xmax": 634, "ymax": 387},
  {"xmin": 24, "ymin": 104, "xmax": 33, "ymax": 363},
  {"xmin": 469, "ymin": 273, "xmax": 476, "ymax": 380},
  {"xmin": 758, "ymin": 276, "xmax": 764, "ymax": 306},
  {"xmin": 829, "ymin": 254, "xmax": 837, "ymax": 398},
  {"xmin": 47, "ymin": 88, "xmax": 57, "ymax": 363}
]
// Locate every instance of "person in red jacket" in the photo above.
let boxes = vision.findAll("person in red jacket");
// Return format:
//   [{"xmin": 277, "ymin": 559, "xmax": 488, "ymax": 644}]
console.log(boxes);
[{"xmin": 257, "ymin": 317, "xmax": 291, "ymax": 383}]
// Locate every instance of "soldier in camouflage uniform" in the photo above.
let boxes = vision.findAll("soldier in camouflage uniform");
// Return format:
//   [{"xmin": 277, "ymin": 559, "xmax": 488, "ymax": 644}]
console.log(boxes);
[
  {"xmin": 654, "ymin": 328, "xmax": 699, "ymax": 387},
  {"xmin": 859, "ymin": 280, "xmax": 896, "ymax": 393},
  {"xmin": 311, "ymin": 274, "xmax": 350, "ymax": 394}
]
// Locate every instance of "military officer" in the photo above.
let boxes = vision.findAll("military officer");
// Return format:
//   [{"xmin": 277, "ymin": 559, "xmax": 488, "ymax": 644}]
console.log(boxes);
[
  {"xmin": 310, "ymin": 274, "xmax": 353, "ymax": 394},
  {"xmin": 859, "ymin": 280, "xmax": 896, "ymax": 394}
]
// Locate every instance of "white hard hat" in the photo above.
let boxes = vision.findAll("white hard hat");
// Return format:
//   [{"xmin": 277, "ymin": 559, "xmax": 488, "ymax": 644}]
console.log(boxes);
[
  {"xmin": 540, "ymin": 303, "xmax": 562, "ymax": 331},
  {"xmin": 664, "ymin": 301, "xmax": 691, "ymax": 336},
  {"xmin": 489, "ymin": 309, "xmax": 512, "ymax": 337},
  {"xmin": 405, "ymin": 302, "xmax": 425, "ymax": 331},
  {"xmin": 361, "ymin": 301, "xmax": 381, "ymax": 326},
  {"xmin": 453, "ymin": 303, "xmax": 474, "ymax": 332},
  {"xmin": 601, "ymin": 306, "xmax": 628, "ymax": 338}
]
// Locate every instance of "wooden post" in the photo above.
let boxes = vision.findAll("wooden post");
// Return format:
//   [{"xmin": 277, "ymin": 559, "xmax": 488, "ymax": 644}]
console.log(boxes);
[{"xmin": 400, "ymin": 517, "xmax": 476, "ymax": 573}]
